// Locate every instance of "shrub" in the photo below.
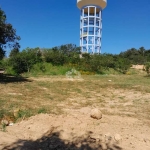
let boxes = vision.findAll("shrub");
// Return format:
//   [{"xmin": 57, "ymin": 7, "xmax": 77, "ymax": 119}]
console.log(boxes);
[
  {"xmin": 30, "ymin": 62, "xmax": 72, "ymax": 76},
  {"xmin": 145, "ymin": 62, "xmax": 150, "ymax": 75}
]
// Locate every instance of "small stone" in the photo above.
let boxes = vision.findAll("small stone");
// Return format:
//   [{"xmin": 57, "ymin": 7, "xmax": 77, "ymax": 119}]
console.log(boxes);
[
  {"xmin": 1, "ymin": 119, "xmax": 9, "ymax": 126},
  {"xmin": 90, "ymin": 108, "xmax": 102, "ymax": 120},
  {"xmin": 114, "ymin": 134, "xmax": 122, "ymax": 142},
  {"xmin": 9, "ymin": 123, "xmax": 14, "ymax": 126}
]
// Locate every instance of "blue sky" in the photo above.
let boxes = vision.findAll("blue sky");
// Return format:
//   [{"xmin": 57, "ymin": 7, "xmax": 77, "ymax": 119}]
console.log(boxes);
[{"xmin": 1, "ymin": 0, "xmax": 150, "ymax": 55}]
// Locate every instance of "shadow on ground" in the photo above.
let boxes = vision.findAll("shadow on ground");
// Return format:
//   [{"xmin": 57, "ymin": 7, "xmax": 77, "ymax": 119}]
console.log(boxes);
[
  {"xmin": 2, "ymin": 130, "xmax": 122, "ymax": 150},
  {"xmin": 0, "ymin": 74, "xmax": 32, "ymax": 84}
]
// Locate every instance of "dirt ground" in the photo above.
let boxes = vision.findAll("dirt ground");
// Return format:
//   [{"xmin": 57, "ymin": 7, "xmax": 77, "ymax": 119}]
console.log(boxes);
[
  {"xmin": 0, "ymin": 111, "xmax": 150, "ymax": 150},
  {"xmin": 0, "ymin": 75, "xmax": 150, "ymax": 150}
]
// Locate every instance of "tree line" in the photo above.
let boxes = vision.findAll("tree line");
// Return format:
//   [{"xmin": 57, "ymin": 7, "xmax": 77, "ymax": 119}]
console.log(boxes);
[
  {"xmin": 1, "ymin": 45, "xmax": 150, "ymax": 75},
  {"xmin": 1, "ymin": 7, "xmax": 150, "ymax": 75}
]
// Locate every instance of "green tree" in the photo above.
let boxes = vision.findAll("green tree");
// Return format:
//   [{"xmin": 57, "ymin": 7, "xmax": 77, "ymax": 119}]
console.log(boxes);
[
  {"xmin": 119, "ymin": 47, "xmax": 147, "ymax": 65},
  {"xmin": 0, "ymin": 8, "xmax": 20, "ymax": 59},
  {"xmin": 9, "ymin": 47, "xmax": 42, "ymax": 74},
  {"xmin": 9, "ymin": 48, "xmax": 19, "ymax": 58},
  {"xmin": 44, "ymin": 49, "xmax": 65, "ymax": 65},
  {"xmin": 138, "ymin": 47, "xmax": 145, "ymax": 57},
  {"xmin": 115, "ymin": 57, "xmax": 131, "ymax": 74}
]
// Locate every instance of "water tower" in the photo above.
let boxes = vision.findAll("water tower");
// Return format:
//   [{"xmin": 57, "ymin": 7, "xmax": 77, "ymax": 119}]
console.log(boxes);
[{"xmin": 77, "ymin": 0, "xmax": 107, "ymax": 54}]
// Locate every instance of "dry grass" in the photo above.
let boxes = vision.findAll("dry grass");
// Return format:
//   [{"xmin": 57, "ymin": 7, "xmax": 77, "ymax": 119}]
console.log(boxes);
[{"xmin": 0, "ymin": 72, "xmax": 150, "ymax": 122}]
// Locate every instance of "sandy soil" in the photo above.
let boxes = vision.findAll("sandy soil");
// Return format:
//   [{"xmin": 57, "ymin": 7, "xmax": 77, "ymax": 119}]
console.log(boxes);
[
  {"xmin": 0, "ymin": 75, "xmax": 150, "ymax": 150},
  {"xmin": 131, "ymin": 65, "xmax": 145, "ymax": 70},
  {"xmin": 0, "ymin": 108, "xmax": 150, "ymax": 150}
]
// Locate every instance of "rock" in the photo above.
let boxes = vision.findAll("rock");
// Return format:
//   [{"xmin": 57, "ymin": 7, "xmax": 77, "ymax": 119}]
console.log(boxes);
[
  {"xmin": 90, "ymin": 108, "xmax": 102, "ymax": 120},
  {"xmin": 1, "ymin": 119, "xmax": 9, "ymax": 126},
  {"xmin": 9, "ymin": 123, "xmax": 14, "ymax": 126},
  {"xmin": 114, "ymin": 134, "xmax": 122, "ymax": 142}
]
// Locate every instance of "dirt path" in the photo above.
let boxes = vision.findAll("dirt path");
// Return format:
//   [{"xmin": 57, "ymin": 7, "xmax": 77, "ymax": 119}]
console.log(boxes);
[{"xmin": 0, "ymin": 109, "xmax": 150, "ymax": 150}]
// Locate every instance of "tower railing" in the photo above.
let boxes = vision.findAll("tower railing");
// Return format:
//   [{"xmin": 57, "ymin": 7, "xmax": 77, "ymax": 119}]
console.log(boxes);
[
  {"xmin": 77, "ymin": 0, "xmax": 107, "ymax": 54},
  {"xmin": 80, "ymin": 6, "xmax": 102, "ymax": 54}
]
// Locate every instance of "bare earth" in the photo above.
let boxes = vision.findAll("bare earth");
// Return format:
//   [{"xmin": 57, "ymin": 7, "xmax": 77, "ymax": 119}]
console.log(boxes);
[
  {"xmin": 0, "ymin": 112, "xmax": 150, "ymax": 150},
  {"xmin": 0, "ymin": 75, "xmax": 150, "ymax": 150}
]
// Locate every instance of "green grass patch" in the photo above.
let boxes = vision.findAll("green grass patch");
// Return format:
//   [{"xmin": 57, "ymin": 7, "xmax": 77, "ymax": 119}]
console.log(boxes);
[{"xmin": 0, "ymin": 73, "xmax": 150, "ymax": 123}]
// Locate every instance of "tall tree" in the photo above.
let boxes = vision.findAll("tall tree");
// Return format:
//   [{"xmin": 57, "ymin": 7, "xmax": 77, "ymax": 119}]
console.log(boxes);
[
  {"xmin": 0, "ymin": 8, "xmax": 20, "ymax": 59},
  {"xmin": 9, "ymin": 48, "xmax": 19, "ymax": 58}
]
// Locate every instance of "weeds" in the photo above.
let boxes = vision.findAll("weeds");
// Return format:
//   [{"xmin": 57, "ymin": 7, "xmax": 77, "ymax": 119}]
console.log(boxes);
[
  {"xmin": 0, "ymin": 72, "xmax": 150, "ymax": 122},
  {"xmin": 1, "ymin": 123, "xmax": 7, "ymax": 132},
  {"xmin": 13, "ymin": 109, "xmax": 34, "ymax": 122},
  {"xmin": 38, "ymin": 108, "xmax": 48, "ymax": 114}
]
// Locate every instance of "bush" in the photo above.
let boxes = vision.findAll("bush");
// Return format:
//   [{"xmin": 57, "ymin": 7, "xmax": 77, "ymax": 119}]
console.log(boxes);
[
  {"xmin": 145, "ymin": 62, "xmax": 150, "ymax": 75},
  {"xmin": 30, "ymin": 62, "xmax": 72, "ymax": 76},
  {"xmin": 115, "ymin": 58, "xmax": 131, "ymax": 74},
  {"xmin": 9, "ymin": 47, "xmax": 43, "ymax": 74}
]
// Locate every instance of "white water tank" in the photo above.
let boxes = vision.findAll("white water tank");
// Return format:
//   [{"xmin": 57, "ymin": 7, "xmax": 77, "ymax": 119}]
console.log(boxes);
[{"xmin": 77, "ymin": 0, "xmax": 107, "ymax": 10}]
